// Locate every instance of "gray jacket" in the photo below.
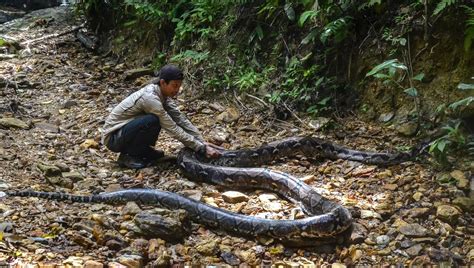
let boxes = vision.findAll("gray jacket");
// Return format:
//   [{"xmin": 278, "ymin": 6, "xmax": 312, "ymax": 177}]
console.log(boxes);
[{"xmin": 101, "ymin": 84, "xmax": 204, "ymax": 151}]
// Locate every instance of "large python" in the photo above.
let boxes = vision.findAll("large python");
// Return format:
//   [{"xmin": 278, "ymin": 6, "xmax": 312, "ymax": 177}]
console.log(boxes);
[{"xmin": 1, "ymin": 136, "xmax": 414, "ymax": 246}]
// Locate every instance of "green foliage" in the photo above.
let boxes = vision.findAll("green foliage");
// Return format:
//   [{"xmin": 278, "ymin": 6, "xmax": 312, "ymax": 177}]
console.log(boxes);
[
  {"xmin": 429, "ymin": 120, "xmax": 466, "ymax": 166},
  {"xmin": 463, "ymin": 5, "xmax": 474, "ymax": 51},
  {"xmin": 320, "ymin": 17, "xmax": 352, "ymax": 44},
  {"xmin": 171, "ymin": 50, "xmax": 210, "ymax": 63},
  {"xmin": 433, "ymin": 0, "xmax": 459, "ymax": 15}
]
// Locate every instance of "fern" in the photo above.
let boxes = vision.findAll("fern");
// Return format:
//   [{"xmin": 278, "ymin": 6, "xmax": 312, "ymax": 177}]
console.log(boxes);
[
  {"xmin": 433, "ymin": 0, "xmax": 458, "ymax": 15},
  {"xmin": 464, "ymin": 5, "xmax": 474, "ymax": 51}
]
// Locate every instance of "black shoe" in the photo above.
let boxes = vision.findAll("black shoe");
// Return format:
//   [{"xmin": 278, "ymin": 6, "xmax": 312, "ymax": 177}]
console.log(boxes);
[
  {"xmin": 143, "ymin": 148, "xmax": 165, "ymax": 161},
  {"xmin": 117, "ymin": 153, "xmax": 148, "ymax": 169}
]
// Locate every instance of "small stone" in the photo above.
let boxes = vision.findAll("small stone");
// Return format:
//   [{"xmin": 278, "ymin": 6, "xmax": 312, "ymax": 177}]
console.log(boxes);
[
  {"xmin": 376, "ymin": 235, "xmax": 391, "ymax": 245},
  {"xmin": 118, "ymin": 255, "xmax": 143, "ymax": 268},
  {"xmin": 350, "ymin": 223, "xmax": 367, "ymax": 244},
  {"xmin": 383, "ymin": 184, "xmax": 398, "ymax": 191},
  {"xmin": 62, "ymin": 100, "xmax": 78, "ymax": 109},
  {"xmin": 400, "ymin": 239, "xmax": 415, "ymax": 248},
  {"xmin": 450, "ymin": 170, "xmax": 469, "ymax": 190},
  {"xmin": 398, "ymin": 223, "xmax": 429, "ymax": 237},
  {"xmin": 351, "ymin": 249, "xmax": 363, "ymax": 262},
  {"xmin": 300, "ymin": 175, "xmax": 315, "ymax": 183},
  {"xmin": 80, "ymin": 139, "xmax": 99, "ymax": 149},
  {"xmin": 412, "ymin": 192, "xmax": 423, "ymax": 201},
  {"xmin": 63, "ymin": 256, "xmax": 84, "ymax": 267},
  {"xmin": 452, "ymin": 197, "xmax": 473, "ymax": 212},
  {"xmin": 216, "ymin": 107, "xmax": 240, "ymax": 123},
  {"xmin": 360, "ymin": 210, "xmax": 382, "ymax": 219},
  {"xmin": 84, "ymin": 260, "xmax": 103, "ymax": 268},
  {"xmin": 196, "ymin": 240, "xmax": 217, "ymax": 256},
  {"xmin": 405, "ymin": 207, "xmax": 430, "ymax": 218},
  {"xmin": 397, "ymin": 121, "xmax": 418, "ymax": 136},
  {"xmin": 62, "ymin": 171, "xmax": 84, "ymax": 182},
  {"xmin": 37, "ymin": 163, "xmax": 62, "ymax": 177},
  {"xmin": 0, "ymin": 117, "xmax": 29, "ymax": 129},
  {"xmin": 180, "ymin": 189, "xmax": 202, "ymax": 201},
  {"xmin": 122, "ymin": 202, "xmax": 142, "ymax": 216},
  {"xmin": 436, "ymin": 205, "xmax": 461, "ymax": 224},
  {"xmin": 124, "ymin": 67, "xmax": 154, "ymax": 81},
  {"xmin": 222, "ymin": 191, "xmax": 249, "ymax": 203},
  {"xmin": 263, "ymin": 201, "xmax": 282, "ymax": 212},
  {"xmin": 331, "ymin": 263, "xmax": 346, "ymax": 268},
  {"xmin": 406, "ymin": 244, "xmax": 423, "ymax": 256},
  {"xmin": 221, "ymin": 252, "xmax": 240, "ymax": 266},
  {"xmin": 379, "ymin": 112, "xmax": 394, "ymax": 123},
  {"xmin": 0, "ymin": 180, "xmax": 11, "ymax": 190},
  {"xmin": 34, "ymin": 122, "xmax": 59, "ymax": 133},
  {"xmin": 308, "ymin": 117, "xmax": 330, "ymax": 130}
]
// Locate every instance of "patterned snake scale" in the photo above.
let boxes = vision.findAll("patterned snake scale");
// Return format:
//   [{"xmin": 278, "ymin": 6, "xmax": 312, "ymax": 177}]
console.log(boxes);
[{"xmin": 2, "ymin": 137, "xmax": 413, "ymax": 246}]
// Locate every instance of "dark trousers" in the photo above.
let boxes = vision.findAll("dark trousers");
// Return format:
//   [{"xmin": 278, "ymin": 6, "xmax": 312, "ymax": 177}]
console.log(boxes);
[{"xmin": 106, "ymin": 114, "xmax": 161, "ymax": 156}]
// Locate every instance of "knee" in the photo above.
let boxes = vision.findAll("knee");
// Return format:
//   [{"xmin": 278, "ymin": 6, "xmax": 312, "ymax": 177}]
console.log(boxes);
[{"xmin": 143, "ymin": 114, "xmax": 160, "ymax": 129}]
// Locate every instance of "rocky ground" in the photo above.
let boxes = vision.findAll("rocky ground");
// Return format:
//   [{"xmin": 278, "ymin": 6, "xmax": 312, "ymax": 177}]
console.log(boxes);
[{"xmin": 0, "ymin": 6, "xmax": 472, "ymax": 268}]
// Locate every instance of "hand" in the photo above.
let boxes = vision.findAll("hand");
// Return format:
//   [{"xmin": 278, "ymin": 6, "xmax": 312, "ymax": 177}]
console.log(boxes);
[
  {"xmin": 205, "ymin": 145, "xmax": 221, "ymax": 158},
  {"xmin": 204, "ymin": 142, "xmax": 225, "ymax": 150}
]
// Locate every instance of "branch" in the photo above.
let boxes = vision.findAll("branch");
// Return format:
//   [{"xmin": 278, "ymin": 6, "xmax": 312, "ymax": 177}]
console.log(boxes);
[{"xmin": 20, "ymin": 23, "xmax": 85, "ymax": 47}]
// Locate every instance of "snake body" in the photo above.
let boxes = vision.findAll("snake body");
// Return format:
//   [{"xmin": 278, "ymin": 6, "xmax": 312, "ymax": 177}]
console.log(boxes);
[{"xmin": 2, "ymin": 137, "xmax": 413, "ymax": 245}]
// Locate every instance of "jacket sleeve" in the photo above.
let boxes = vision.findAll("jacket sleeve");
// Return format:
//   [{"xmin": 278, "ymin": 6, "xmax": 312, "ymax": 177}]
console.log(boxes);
[
  {"xmin": 165, "ymin": 99, "xmax": 204, "ymax": 142},
  {"xmin": 142, "ymin": 96, "xmax": 204, "ymax": 152}
]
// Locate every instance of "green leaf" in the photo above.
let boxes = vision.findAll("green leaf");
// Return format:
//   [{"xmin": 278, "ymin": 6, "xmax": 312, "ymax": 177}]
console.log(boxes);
[
  {"xmin": 301, "ymin": 29, "xmax": 318, "ymax": 45},
  {"xmin": 284, "ymin": 3, "xmax": 295, "ymax": 21},
  {"xmin": 413, "ymin": 73, "xmax": 425, "ymax": 81},
  {"xmin": 457, "ymin": 83, "xmax": 474, "ymax": 90},
  {"xmin": 448, "ymin": 96, "xmax": 474, "ymax": 110},
  {"xmin": 404, "ymin": 87, "xmax": 418, "ymax": 97},
  {"xmin": 298, "ymin": 10, "xmax": 317, "ymax": 27},
  {"xmin": 255, "ymin": 25, "xmax": 264, "ymax": 40},
  {"xmin": 366, "ymin": 59, "xmax": 399, "ymax": 77},
  {"xmin": 437, "ymin": 139, "xmax": 447, "ymax": 152}
]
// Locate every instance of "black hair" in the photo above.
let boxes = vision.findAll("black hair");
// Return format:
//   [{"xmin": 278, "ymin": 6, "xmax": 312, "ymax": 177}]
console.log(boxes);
[{"xmin": 156, "ymin": 64, "xmax": 184, "ymax": 83}]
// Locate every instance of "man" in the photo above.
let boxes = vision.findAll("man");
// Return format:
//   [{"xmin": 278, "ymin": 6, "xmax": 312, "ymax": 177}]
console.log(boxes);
[{"xmin": 101, "ymin": 64, "xmax": 220, "ymax": 169}]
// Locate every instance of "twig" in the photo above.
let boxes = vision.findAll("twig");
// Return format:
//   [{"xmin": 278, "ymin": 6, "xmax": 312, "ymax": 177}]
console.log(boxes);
[
  {"xmin": 244, "ymin": 93, "xmax": 270, "ymax": 108},
  {"xmin": 233, "ymin": 89, "xmax": 248, "ymax": 110},
  {"xmin": 20, "ymin": 23, "xmax": 85, "ymax": 47},
  {"xmin": 282, "ymin": 102, "xmax": 305, "ymax": 125}
]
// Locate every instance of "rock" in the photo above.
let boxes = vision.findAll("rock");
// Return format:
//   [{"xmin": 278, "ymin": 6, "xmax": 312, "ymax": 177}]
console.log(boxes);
[
  {"xmin": 300, "ymin": 175, "xmax": 315, "ymax": 183},
  {"xmin": 350, "ymin": 223, "xmax": 367, "ymax": 244},
  {"xmin": 376, "ymin": 235, "xmax": 391, "ymax": 246},
  {"xmin": 397, "ymin": 121, "xmax": 418, "ymax": 136},
  {"xmin": 379, "ymin": 112, "xmax": 394, "ymax": 123},
  {"xmin": 209, "ymin": 102, "xmax": 225, "ymax": 112},
  {"xmin": 63, "ymin": 256, "xmax": 83, "ymax": 267},
  {"xmin": 0, "ymin": 180, "xmax": 11, "ymax": 190},
  {"xmin": 46, "ymin": 176, "xmax": 73, "ymax": 189},
  {"xmin": 436, "ymin": 205, "xmax": 461, "ymax": 224},
  {"xmin": 62, "ymin": 171, "xmax": 84, "ymax": 182},
  {"xmin": 62, "ymin": 100, "xmax": 78, "ymax": 109},
  {"xmin": 124, "ymin": 68, "xmax": 154, "ymax": 81},
  {"xmin": 134, "ymin": 211, "xmax": 189, "ymax": 242},
  {"xmin": 398, "ymin": 223, "xmax": 429, "ymax": 237},
  {"xmin": 467, "ymin": 248, "xmax": 474, "ymax": 261},
  {"xmin": 196, "ymin": 240, "xmax": 217, "ymax": 256},
  {"xmin": 405, "ymin": 207, "xmax": 431, "ymax": 218},
  {"xmin": 216, "ymin": 107, "xmax": 240, "ymax": 123},
  {"xmin": 118, "ymin": 254, "xmax": 143, "ymax": 268},
  {"xmin": 452, "ymin": 197, "xmax": 473, "ymax": 212},
  {"xmin": 0, "ymin": 222, "xmax": 14, "ymax": 233},
  {"xmin": 209, "ymin": 127, "xmax": 230, "ymax": 144},
  {"xmin": 263, "ymin": 201, "xmax": 282, "ymax": 212},
  {"xmin": 180, "ymin": 189, "xmax": 202, "ymax": 201},
  {"xmin": 37, "ymin": 163, "xmax": 62, "ymax": 177},
  {"xmin": 222, "ymin": 191, "xmax": 249, "ymax": 203},
  {"xmin": 0, "ymin": 117, "xmax": 29, "ymax": 129},
  {"xmin": 84, "ymin": 260, "xmax": 103, "ymax": 268},
  {"xmin": 331, "ymin": 264, "xmax": 346, "ymax": 268},
  {"xmin": 34, "ymin": 122, "xmax": 59, "ymax": 133},
  {"xmin": 412, "ymin": 192, "xmax": 423, "ymax": 201},
  {"xmin": 122, "ymin": 202, "xmax": 142, "ymax": 216},
  {"xmin": 70, "ymin": 233, "xmax": 95, "ymax": 248},
  {"xmin": 80, "ymin": 139, "xmax": 99, "ymax": 149},
  {"xmin": 400, "ymin": 239, "xmax": 415, "ymax": 248},
  {"xmin": 54, "ymin": 162, "xmax": 70, "ymax": 172},
  {"xmin": 308, "ymin": 117, "xmax": 330, "ymax": 130},
  {"xmin": 69, "ymin": 84, "xmax": 90, "ymax": 91},
  {"xmin": 450, "ymin": 170, "xmax": 469, "ymax": 190},
  {"xmin": 360, "ymin": 210, "xmax": 382, "ymax": 219},
  {"xmin": 406, "ymin": 244, "xmax": 423, "ymax": 256},
  {"xmin": 107, "ymin": 262, "xmax": 127, "ymax": 268},
  {"xmin": 383, "ymin": 184, "xmax": 398, "ymax": 191},
  {"xmin": 221, "ymin": 252, "xmax": 240, "ymax": 266}
]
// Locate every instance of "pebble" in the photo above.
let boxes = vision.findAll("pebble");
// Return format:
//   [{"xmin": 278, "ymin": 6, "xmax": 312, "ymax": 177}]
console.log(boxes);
[
  {"xmin": 84, "ymin": 260, "xmax": 104, "ymax": 268},
  {"xmin": 436, "ymin": 205, "xmax": 461, "ymax": 224},
  {"xmin": 398, "ymin": 223, "xmax": 429, "ymax": 237},
  {"xmin": 222, "ymin": 191, "xmax": 249, "ymax": 203},
  {"xmin": 118, "ymin": 254, "xmax": 142, "ymax": 268},
  {"xmin": 376, "ymin": 235, "xmax": 391, "ymax": 246},
  {"xmin": 0, "ymin": 117, "xmax": 29, "ymax": 129},
  {"xmin": 122, "ymin": 202, "xmax": 142, "ymax": 216},
  {"xmin": 453, "ymin": 197, "xmax": 473, "ymax": 212},
  {"xmin": 405, "ymin": 244, "xmax": 423, "ymax": 256}
]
